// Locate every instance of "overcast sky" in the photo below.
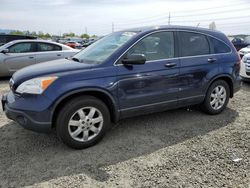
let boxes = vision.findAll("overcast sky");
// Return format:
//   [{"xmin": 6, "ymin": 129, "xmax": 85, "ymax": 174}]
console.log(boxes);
[{"xmin": 0, "ymin": 0, "xmax": 250, "ymax": 36}]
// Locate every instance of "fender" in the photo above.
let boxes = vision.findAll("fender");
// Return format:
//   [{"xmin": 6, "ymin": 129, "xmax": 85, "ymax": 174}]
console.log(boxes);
[
  {"xmin": 205, "ymin": 73, "xmax": 234, "ymax": 97},
  {"xmin": 50, "ymin": 87, "xmax": 120, "ymax": 123}
]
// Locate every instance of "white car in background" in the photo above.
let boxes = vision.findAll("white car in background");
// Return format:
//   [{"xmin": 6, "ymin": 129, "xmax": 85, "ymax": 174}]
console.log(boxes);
[
  {"xmin": 0, "ymin": 40, "xmax": 79, "ymax": 76},
  {"xmin": 239, "ymin": 45, "xmax": 250, "ymax": 58},
  {"xmin": 240, "ymin": 54, "xmax": 250, "ymax": 81}
]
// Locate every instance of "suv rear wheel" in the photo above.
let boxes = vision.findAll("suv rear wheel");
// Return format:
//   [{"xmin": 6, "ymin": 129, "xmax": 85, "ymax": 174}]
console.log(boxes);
[
  {"xmin": 201, "ymin": 80, "xmax": 230, "ymax": 115},
  {"xmin": 56, "ymin": 96, "xmax": 110, "ymax": 149}
]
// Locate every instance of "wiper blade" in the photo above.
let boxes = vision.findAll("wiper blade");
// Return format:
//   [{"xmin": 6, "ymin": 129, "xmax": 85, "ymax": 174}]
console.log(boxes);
[{"xmin": 71, "ymin": 57, "xmax": 80, "ymax": 62}]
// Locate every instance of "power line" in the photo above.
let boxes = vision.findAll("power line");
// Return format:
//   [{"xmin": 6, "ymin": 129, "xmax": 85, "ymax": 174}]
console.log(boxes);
[
  {"xmin": 114, "ymin": 1, "xmax": 249, "ymax": 25},
  {"xmin": 172, "ymin": 15, "xmax": 250, "ymax": 23},
  {"xmin": 171, "ymin": 7, "xmax": 250, "ymax": 18},
  {"xmin": 113, "ymin": 15, "xmax": 250, "ymax": 31},
  {"xmin": 115, "ymin": 8, "xmax": 250, "ymax": 27}
]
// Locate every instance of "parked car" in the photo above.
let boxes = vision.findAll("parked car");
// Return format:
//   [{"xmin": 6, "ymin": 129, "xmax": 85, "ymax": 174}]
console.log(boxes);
[
  {"xmin": 239, "ymin": 45, "xmax": 250, "ymax": 58},
  {"xmin": 2, "ymin": 25, "xmax": 241, "ymax": 149},
  {"xmin": 0, "ymin": 34, "xmax": 37, "ymax": 46},
  {"xmin": 0, "ymin": 40, "xmax": 79, "ymax": 76},
  {"xmin": 231, "ymin": 37, "xmax": 250, "ymax": 51},
  {"xmin": 82, "ymin": 39, "xmax": 97, "ymax": 47},
  {"xmin": 240, "ymin": 54, "xmax": 250, "ymax": 81},
  {"xmin": 65, "ymin": 41, "xmax": 82, "ymax": 49}
]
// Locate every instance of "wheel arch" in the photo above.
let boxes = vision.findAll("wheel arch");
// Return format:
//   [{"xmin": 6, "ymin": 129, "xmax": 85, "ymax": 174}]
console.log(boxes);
[
  {"xmin": 206, "ymin": 74, "xmax": 234, "ymax": 98},
  {"xmin": 51, "ymin": 88, "xmax": 119, "ymax": 128}
]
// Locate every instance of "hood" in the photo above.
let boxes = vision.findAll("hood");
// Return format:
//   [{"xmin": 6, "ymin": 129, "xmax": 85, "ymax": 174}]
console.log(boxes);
[
  {"xmin": 243, "ymin": 53, "xmax": 250, "ymax": 59},
  {"xmin": 12, "ymin": 58, "xmax": 92, "ymax": 86},
  {"xmin": 239, "ymin": 47, "xmax": 250, "ymax": 53}
]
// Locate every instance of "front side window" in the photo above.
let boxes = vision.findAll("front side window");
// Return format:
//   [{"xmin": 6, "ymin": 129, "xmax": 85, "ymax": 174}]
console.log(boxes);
[
  {"xmin": 178, "ymin": 32, "xmax": 210, "ymax": 57},
  {"xmin": 73, "ymin": 31, "xmax": 138, "ymax": 64},
  {"xmin": 127, "ymin": 32, "xmax": 174, "ymax": 61},
  {"xmin": 8, "ymin": 42, "xmax": 34, "ymax": 53},
  {"xmin": 37, "ymin": 43, "xmax": 62, "ymax": 52}
]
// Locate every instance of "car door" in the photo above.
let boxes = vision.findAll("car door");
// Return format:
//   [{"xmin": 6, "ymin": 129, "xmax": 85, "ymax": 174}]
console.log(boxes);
[
  {"xmin": 35, "ymin": 42, "xmax": 64, "ymax": 63},
  {"xmin": 116, "ymin": 31, "xmax": 180, "ymax": 118},
  {"xmin": 177, "ymin": 31, "xmax": 218, "ymax": 105},
  {"xmin": 4, "ymin": 42, "xmax": 36, "ymax": 73}
]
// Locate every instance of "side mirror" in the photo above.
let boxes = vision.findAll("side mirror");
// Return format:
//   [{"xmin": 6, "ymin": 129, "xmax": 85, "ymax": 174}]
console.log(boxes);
[
  {"xmin": 122, "ymin": 54, "xmax": 146, "ymax": 65},
  {"xmin": 1, "ymin": 49, "xmax": 9, "ymax": 54}
]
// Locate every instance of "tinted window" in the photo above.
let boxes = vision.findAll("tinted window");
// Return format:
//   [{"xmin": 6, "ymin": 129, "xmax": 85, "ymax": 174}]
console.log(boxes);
[
  {"xmin": 37, "ymin": 43, "xmax": 62, "ymax": 51},
  {"xmin": 210, "ymin": 37, "xmax": 231, "ymax": 53},
  {"xmin": 0, "ymin": 36, "xmax": 7, "ymax": 44},
  {"xmin": 179, "ymin": 32, "xmax": 210, "ymax": 57},
  {"xmin": 8, "ymin": 42, "xmax": 35, "ymax": 53},
  {"xmin": 127, "ymin": 32, "xmax": 174, "ymax": 61}
]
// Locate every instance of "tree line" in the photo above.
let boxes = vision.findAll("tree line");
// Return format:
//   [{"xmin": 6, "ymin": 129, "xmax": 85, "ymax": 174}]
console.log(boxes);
[{"xmin": 9, "ymin": 30, "xmax": 97, "ymax": 39}]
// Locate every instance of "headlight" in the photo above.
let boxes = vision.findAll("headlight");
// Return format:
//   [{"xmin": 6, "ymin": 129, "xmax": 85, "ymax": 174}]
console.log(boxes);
[
  {"xmin": 16, "ymin": 76, "xmax": 58, "ymax": 94},
  {"xmin": 242, "ymin": 56, "xmax": 248, "ymax": 63}
]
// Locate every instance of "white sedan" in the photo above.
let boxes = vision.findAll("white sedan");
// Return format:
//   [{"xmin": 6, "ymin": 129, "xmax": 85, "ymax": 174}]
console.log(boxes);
[{"xmin": 0, "ymin": 39, "xmax": 79, "ymax": 76}]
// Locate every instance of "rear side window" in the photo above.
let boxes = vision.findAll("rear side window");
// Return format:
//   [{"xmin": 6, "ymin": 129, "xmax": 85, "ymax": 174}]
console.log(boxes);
[
  {"xmin": 37, "ymin": 43, "xmax": 62, "ymax": 52},
  {"xmin": 178, "ymin": 32, "xmax": 210, "ymax": 57},
  {"xmin": 210, "ymin": 37, "xmax": 231, "ymax": 53}
]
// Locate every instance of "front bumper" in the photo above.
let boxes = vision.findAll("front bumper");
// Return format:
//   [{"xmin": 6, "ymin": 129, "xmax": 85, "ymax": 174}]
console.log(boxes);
[
  {"xmin": 2, "ymin": 93, "xmax": 52, "ymax": 133},
  {"xmin": 240, "ymin": 60, "xmax": 250, "ymax": 79}
]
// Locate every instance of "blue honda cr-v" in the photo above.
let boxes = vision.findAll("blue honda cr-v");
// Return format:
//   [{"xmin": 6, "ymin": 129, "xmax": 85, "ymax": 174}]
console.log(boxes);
[{"xmin": 2, "ymin": 26, "xmax": 241, "ymax": 149}]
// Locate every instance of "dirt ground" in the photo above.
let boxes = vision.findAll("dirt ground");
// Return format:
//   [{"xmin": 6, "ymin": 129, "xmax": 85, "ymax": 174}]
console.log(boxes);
[{"xmin": 0, "ymin": 79, "xmax": 249, "ymax": 188}]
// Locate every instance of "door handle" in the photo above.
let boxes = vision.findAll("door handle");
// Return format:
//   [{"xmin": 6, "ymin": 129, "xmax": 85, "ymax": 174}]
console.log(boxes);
[
  {"xmin": 28, "ymin": 56, "xmax": 34, "ymax": 59},
  {"xmin": 165, "ymin": 62, "xmax": 177, "ymax": 68},
  {"xmin": 208, "ymin": 58, "xmax": 216, "ymax": 63},
  {"xmin": 57, "ymin": 54, "xmax": 62, "ymax": 56}
]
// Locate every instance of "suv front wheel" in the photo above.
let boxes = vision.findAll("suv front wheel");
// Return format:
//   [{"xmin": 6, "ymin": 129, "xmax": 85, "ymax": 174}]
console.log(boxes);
[
  {"xmin": 56, "ymin": 96, "xmax": 110, "ymax": 149},
  {"xmin": 201, "ymin": 80, "xmax": 230, "ymax": 115}
]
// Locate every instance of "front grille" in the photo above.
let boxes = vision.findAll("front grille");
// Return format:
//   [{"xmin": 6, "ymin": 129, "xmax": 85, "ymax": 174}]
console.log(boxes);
[{"xmin": 245, "ymin": 59, "xmax": 250, "ymax": 72}]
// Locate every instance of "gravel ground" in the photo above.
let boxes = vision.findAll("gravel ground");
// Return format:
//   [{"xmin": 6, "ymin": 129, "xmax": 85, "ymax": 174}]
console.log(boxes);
[{"xmin": 0, "ymin": 79, "xmax": 249, "ymax": 188}]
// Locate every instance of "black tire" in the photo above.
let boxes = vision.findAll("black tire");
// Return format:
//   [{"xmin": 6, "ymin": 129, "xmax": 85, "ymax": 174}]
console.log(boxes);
[
  {"xmin": 201, "ymin": 80, "xmax": 230, "ymax": 115},
  {"xmin": 56, "ymin": 95, "xmax": 110, "ymax": 149}
]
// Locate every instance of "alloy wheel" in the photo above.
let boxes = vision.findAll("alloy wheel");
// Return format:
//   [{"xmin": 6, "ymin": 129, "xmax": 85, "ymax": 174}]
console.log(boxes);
[{"xmin": 68, "ymin": 107, "xmax": 104, "ymax": 142}]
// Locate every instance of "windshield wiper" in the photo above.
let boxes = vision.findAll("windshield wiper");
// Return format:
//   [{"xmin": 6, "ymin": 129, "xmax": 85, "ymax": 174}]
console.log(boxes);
[{"xmin": 71, "ymin": 57, "xmax": 80, "ymax": 62}]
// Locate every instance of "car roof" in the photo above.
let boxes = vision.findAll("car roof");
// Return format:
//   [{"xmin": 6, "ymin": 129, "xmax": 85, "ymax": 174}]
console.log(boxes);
[
  {"xmin": 0, "ymin": 34, "xmax": 37, "ymax": 38},
  {"xmin": 10, "ymin": 39, "xmax": 60, "ymax": 44},
  {"xmin": 6, "ymin": 39, "xmax": 74, "ymax": 49},
  {"xmin": 123, "ymin": 25, "xmax": 223, "ymax": 36}
]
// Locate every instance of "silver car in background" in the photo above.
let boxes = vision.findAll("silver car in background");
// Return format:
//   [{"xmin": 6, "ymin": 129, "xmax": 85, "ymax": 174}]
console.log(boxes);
[{"xmin": 0, "ymin": 40, "xmax": 79, "ymax": 76}]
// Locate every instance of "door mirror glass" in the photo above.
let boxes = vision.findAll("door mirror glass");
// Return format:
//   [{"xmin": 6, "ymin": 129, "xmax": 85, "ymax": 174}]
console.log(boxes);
[
  {"xmin": 1, "ymin": 49, "xmax": 9, "ymax": 54},
  {"xmin": 122, "ymin": 54, "xmax": 146, "ymax": 65}
]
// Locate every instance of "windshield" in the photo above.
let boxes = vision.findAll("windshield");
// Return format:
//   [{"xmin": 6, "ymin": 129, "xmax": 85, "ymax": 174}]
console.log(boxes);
[{"xmin": 73, "ymin": 31, "xmax": 138, "ymax": 64}]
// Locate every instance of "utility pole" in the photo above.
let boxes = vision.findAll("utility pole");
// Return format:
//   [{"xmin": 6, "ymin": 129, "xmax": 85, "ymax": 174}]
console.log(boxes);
[
  {"xmin": 168, "ymin": 12, "xmax": 171, "ymax": 25},
  {"xmin": 112, "ymin": 22, "xmax": 114, "ymax": 33},
  {"xmin": 85, "ymin": 27, "xmax": 88, "ymax": 34}
]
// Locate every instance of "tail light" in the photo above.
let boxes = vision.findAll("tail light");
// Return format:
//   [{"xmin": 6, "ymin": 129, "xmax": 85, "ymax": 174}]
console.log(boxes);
[
  {"xmin": 231, "ymin": 42, "xmax": 241, "ymax": 69},
  {"xmin": 236, "ymin": 53, "xmax": 241, "ymax": 69}
]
